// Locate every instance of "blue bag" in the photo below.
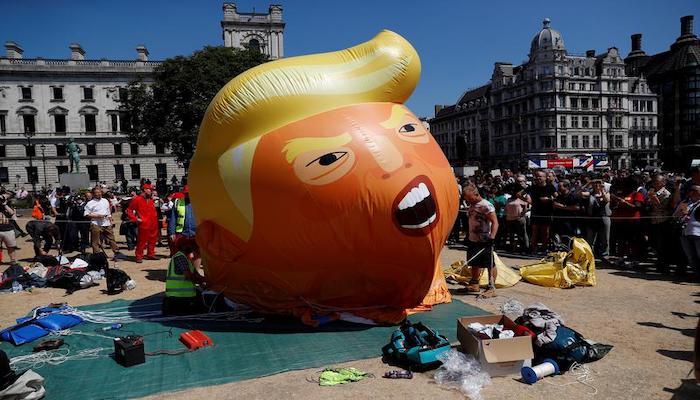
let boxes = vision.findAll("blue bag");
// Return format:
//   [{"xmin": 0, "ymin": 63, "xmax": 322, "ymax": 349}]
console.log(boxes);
[
  {"xmin": 35, "ymin": 313, "xmax": 83, "ymax": 331},
  {"xmin": 0, "ymin": 324, "xmax": 49, "ymax": 346}
]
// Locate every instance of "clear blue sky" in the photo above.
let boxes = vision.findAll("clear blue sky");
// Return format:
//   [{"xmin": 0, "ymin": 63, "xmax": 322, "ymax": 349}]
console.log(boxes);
[{"xmin": 2, "ymin": 0, "xmax": 698, "ymax": 117}]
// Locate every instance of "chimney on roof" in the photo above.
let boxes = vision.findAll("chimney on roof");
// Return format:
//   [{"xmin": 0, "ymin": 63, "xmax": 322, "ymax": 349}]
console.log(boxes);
[
  {"xmin": 4, "ymin": 41, "xmax": 23, "ymax": 59},
  {"xmin": 69, "ymin": 43, "xmax": 85, "ymax": 60},
  {"xmin": 136, "ymin": 45, "xmax": 149, "ymax": 61},
  {"xmin": 586, "ymin": 49, "xmax": 595, "ymax": 57},
  {"xmin": 223, "ymin": 3, "xmax": 237, "ymax": 20},
  {"xmin": 681, "ymin": 15, "xmax": 694, "ymax": 37},
  {"xmin": 631, "ymin": 34, "xmax": 642, "ymax": 52},
  {"xmin": 434, "ymin": 105, "xmax": 443, "ymax": 115}
]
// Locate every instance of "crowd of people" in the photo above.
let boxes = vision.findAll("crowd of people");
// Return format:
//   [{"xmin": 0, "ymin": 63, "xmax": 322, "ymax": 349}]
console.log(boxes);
[
  {"xmin": 0, "ymin": 177, "xmax": 196, "ymax": 266},
  {"xmin": 451, "ymin": 167, "xmax": 700, "ymax": 280}
]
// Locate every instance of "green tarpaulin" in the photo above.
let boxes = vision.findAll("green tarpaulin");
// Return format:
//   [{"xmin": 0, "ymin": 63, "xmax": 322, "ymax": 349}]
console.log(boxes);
[{"xmin": 0, "ymin": 296, "xmax": 487, "ymax": 399}]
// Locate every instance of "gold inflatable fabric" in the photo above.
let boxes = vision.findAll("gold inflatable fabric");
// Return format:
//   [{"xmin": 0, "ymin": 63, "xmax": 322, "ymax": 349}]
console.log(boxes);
[
  {"xmin": 519, "ymin": 238, "xmax": 597, "ymax": 288},
  {"xmin": 189, "ymin": 30, "xmax": 458, "ymax": 325},
  {"xmin": 444, "ymin": 254, "xmax": 522, "ymax": 288}
]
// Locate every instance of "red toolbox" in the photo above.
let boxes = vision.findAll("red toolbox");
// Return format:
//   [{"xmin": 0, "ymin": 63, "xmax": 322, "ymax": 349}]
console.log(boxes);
[{"xmin": 179, "ymin": 330, "xmax": 214, "ymax": 350}]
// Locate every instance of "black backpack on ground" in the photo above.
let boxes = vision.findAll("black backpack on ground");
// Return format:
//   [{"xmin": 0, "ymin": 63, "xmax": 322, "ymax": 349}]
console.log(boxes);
[{"xmin": 105, "ymin": 268, "xmax": 131, "ymax": 294}]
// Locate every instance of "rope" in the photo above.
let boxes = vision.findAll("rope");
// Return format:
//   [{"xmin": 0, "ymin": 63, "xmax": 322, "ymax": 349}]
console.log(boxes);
[
  {"xmin": 544, "ymin": 362, "xmax": 598, "ymax": 396},
  {"xmin": 9, "ymin": 347, "xmax": 110, "ymax": 371}
]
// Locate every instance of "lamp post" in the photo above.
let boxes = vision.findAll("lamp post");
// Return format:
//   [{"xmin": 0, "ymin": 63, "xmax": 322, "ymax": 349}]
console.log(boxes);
[
  {"xmin": 40, "ymin": 144, "xmax": 47, "ymax": 190},
  {"xmin": 24, "ymin": 128, "xmax": 36, "ymax": 193}
]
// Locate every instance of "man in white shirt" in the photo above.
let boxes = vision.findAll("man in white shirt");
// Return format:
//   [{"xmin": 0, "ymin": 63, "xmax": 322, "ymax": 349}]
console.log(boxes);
[{"xmin": 84, "ymin": 186, "xmax": 126, "ymax": 260}]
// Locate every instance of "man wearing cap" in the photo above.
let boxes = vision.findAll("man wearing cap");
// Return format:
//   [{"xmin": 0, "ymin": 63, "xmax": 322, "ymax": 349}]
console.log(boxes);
[
  {"xmin": 126, "ymin": 184, "xmax": 158, "ymax": 263},
  {"xmin": 167, "ymin": 185, "xmax": 196, "ymax": 255}
]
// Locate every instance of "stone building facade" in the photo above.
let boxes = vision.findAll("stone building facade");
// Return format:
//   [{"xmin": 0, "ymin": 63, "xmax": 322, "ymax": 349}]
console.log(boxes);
[
  {"xmin": 0, "ymin": 42, "xmax": 185, "ymax": 190},
  {"xmin": 626, "ymin": 16, "xmax": 700, "ymax": 170},
  {"xmin": 430, "ymin": 18, "xmax": 659, "ymax": 170},
  {"xmin": 221, "ymin": 3, "xmax": 285, "ymax": 59},
  {"xmin": 0, "ymin": 3, "xmax": 286, "ymax": 191}
]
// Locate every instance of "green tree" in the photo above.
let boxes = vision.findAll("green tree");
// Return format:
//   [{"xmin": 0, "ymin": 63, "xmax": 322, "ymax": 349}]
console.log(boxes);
[{"xmin": 122, "ymin": 46, "xmax": 268, "ymax": 167}]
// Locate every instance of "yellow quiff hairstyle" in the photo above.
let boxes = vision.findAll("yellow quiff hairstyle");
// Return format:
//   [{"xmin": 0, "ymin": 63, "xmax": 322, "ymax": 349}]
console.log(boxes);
[{"xmin": 189, "ymin": 30, "xmax": 421, "ymax": 240}]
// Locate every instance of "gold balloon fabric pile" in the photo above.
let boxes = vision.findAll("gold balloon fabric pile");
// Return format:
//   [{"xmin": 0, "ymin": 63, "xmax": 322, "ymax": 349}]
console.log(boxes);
[
  {"xmin": 519, "ymin": 238, "xmax": 597, "ymax": 288},
  {"xmin": 444, "ymin": 254, "xmax": 522, "ymax": 288},
  {"xmin": 189, "ymin": 31, "xmax": 458, "ymax": 325}
]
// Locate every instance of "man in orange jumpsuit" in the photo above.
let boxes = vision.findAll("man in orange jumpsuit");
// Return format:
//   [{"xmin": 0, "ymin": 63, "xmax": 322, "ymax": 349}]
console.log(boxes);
[{"xmin": 127, "ymin": 184, "xmax": 158, "ymax": 263}]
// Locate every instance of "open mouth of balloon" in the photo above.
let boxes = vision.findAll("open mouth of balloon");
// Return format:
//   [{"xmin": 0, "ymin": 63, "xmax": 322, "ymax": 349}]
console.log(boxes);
[{"xmin": 393, "ymin": 175, "xmax": 439, "ymax": 236}]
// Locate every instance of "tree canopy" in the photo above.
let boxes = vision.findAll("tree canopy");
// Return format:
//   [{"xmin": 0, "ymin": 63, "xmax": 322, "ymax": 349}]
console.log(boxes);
[{"xmin": 121, "ymin": 46, "xmax": 268, "ymax": 167}]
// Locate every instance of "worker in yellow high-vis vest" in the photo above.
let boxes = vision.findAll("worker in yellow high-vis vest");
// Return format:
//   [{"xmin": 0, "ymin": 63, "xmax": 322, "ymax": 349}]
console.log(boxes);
[
  {"xmin": 162, "ymin": 237, "xmax": 205, "ymax": 316},
  {"xmin": 167, "ymin": 186, "xmax": 196, "ymax": 256}
]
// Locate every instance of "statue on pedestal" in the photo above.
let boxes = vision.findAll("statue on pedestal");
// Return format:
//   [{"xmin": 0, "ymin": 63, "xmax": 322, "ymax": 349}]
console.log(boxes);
[{"xmin": 67, "ymin": 138, "xmax": 82, "ymax": 173}]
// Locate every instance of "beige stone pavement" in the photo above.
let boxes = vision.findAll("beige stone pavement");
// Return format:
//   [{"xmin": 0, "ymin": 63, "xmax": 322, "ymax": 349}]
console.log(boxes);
[{"xmin": 0, "ymin": 233, "xmax": 698, "ymax": 400}]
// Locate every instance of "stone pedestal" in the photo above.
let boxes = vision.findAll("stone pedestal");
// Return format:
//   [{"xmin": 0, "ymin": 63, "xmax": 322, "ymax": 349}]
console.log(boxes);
[{"xmin": 59, "ymin": 173, "xmax": 91, "ymax": 190}]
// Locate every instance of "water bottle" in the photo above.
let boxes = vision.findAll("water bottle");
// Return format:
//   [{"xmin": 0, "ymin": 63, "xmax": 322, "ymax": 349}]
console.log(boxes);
[
  {"xmin": 125, "ymin": 280, "xmax": 136, "ymax": 290},
  {"xmin": 101, "ymin": 323, "xmax": 122, "ymax": 331},
  {"xmin": 11, "ymin": 281, "xmax": 22, "ymax": 293}
]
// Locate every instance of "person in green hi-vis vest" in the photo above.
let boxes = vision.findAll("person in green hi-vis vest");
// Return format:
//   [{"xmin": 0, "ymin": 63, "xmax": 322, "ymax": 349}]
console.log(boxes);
[{"xmin": 162, "ymin": 237, "xmax": 205, "ymax": 316}]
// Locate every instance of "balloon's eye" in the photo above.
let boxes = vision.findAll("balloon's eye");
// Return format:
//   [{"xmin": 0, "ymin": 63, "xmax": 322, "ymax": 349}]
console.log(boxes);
[
  {"xmin": 307, "ymin": 152, "xmax": 348, "ymax": 167},
  {"xmin": 399, "ymin": 124, "xmax": 416, "ymax": 133}
]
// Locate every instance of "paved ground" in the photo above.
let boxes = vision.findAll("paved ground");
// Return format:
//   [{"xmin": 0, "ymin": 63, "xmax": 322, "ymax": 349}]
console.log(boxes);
[{"xmin": 1, "ymin": 233, "xmax": 698, "ymax": 399}]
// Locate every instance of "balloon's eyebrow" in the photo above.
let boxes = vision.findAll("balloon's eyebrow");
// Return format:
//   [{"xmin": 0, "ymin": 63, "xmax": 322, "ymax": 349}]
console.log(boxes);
[
  {"xmin": 380, "ymin": 104, "xmax": 408, "ymax": 129},
  {"xmin": 282, "ymin": 132, "xmax": 352, "ymax": 163}
]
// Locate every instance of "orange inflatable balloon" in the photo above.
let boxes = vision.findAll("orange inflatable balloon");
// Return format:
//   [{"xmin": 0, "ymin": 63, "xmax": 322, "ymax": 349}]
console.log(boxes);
[{"xmin": 189, "ymin": 30, "xmax": 458, "ymax": 325}]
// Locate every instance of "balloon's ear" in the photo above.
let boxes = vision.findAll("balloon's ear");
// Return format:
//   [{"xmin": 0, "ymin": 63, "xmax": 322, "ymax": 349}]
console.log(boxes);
[{"xmin": 196, "ymin": 220, "xmax": 247, "ymax": 263}]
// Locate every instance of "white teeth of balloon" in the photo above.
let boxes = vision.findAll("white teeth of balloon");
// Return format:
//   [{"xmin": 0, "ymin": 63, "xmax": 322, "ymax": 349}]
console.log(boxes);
[
  {"xmin": 419, "ymin": 182, "xmax": 430, "ymax": 197},
  {"xmin": 398, "ymin": 182, "xmax": 431, "ymax": 211},
  {"xmin": 400, "ymin": 213, "xmax": 437, "ymax": 229},
  {"xmin": 406, "ymin": 191, "xmax": 416, "ymax": 208},
  {"xmin": 411, "ymin": 187, "xmax": 423, "ymax": 202},
  {"xmin": 398, "ymin": 196, "xmax": 409, "ymax": 211}
]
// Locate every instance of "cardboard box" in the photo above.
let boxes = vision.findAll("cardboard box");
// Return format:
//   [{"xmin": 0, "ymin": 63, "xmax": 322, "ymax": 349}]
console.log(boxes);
[{"xmin": 457, "ymin": 315, "xmax": 534, "ymax": 377}]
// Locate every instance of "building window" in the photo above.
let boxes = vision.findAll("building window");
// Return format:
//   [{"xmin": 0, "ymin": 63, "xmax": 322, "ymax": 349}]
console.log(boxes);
[
  {"xmin": 560, "ymin": 116, "xmax": 566, "ymax": 128},
  {"xmin": 26, "ymin": 167, "xmax": 38, "ymax": 184},
  {"xmin": 0, "ymin": 167, "xmax": 8, "ymax": 184},
  {"xmin": 155, "ymin": 144, "xmax": 166, "ymax": 154},
  {"xmin": 114, "ymin": 143, "xmax": 122, "ymax": 155},
  {"xmin": 54, "ymin": 114, "xmax": 66, "ymax": 133},
  {"xmin": 23, "ymin": 115, "xmax": 36, "ymax": 133},
  {"xmin": 130, "ymin": 143, "xmax": 139, "ymax": 155},
  {"xmin": 130, "ymin": 164, "xmax": 141, "ymax": 179},
  {"xmin": 592, "ymin": 99, "xmax": 599, "ymax": 109},
  {"xmin": 581, "ymin": 98, "xmax": 589, "ymax": 109},
  {"xmin": 110, "ymin": 114, "xmax": 118, "ymax": 132},
  {"xmin": 614, "ymin": 116, "xmax": 623, "ymax": 128},
  {"xmin": 83, "ymin": 87, "xmax": 94, "ymax": 101},
  {"xmin": 87, "ymin": 165, "xmax": 99, "ymax": 181},
  {"xmin": 582, "ymin": 135, "xmax": 590, "ymax": 148},
  {"xmin": 0, "ymin": 145, "xmax": 5, "ymax": 157},
  {"xmin": 119, "ymin": 113, "xmax": 129, "ymax": 132},
  {"xmin": 633, "ymin": 100, "xmax": 639, "ymax": 112},
  {"xmin": 593, "ymin": 116, "xmax": 600, "ymax": 128},
  {"xmin": 56, "ymin": 144, "xmax": 66, "ymax": 156},
  {"xmin": 56, "ymin": 165, "xmax": 68, "ymax": 176},
  {"xmin": 560, "ymin": 135, "xmax": 567, "ymax": 148},
  {"xmin": 646, "ymin": 101, "xmax": 654, "ymax": 112},
  {"xmin": 571, "ymin": 135, "xmax": 579, "ymax": 148},
  {"xmin": 615, "ymin": 135, "xmax": 623, "ymax": 148},
  {"xmin": 52, "ymin": 87, "xmax": 63, "ymax": 101},
  {"xmin": 571, "ymin": 116, "xmax": 579, "ymax": 128},
  {"xmin": 0, "ymin": 114, "xmax": 5, "ymax": 134},
  {"xmin": 570, "ymin": 98, "xmax": 578, "ymax": 109},
  {"xmin": 21, "ymin": 87, "xmax": 32, "ymax": 100},
  {"xmin": 114, "ymin": 164, "xmax": 125, "ymax": 181},
  {"xmin": 84, "ymin": 114, "xmax": 96, "ymax": 133},
  {"xmin": 593, "ymin": 135, "xmax": 600, "ymax": 148},
  {"xmin": 25, "ymin": 145, "xmax": 35, "ymax": 157},
  {"xmin": 633, "ymin": 117, "xmax": 638, "ymax": 128},
  {"xmin": 155, "ymin": 163, "xmax": 167, "ymax": 180},
  {"xmin": 582, "ymin": 116, "xmax": 590, "ymax": 128},
  {"xmin": 86, "ymin": 143, "xmax": 97, "ymax": 156}
]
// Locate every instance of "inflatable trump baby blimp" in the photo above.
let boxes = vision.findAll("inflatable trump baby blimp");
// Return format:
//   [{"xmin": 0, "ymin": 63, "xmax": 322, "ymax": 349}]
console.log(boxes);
[{"xmin": 189, "ymin": 30, "xmax": 459, "ymax": 325}]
